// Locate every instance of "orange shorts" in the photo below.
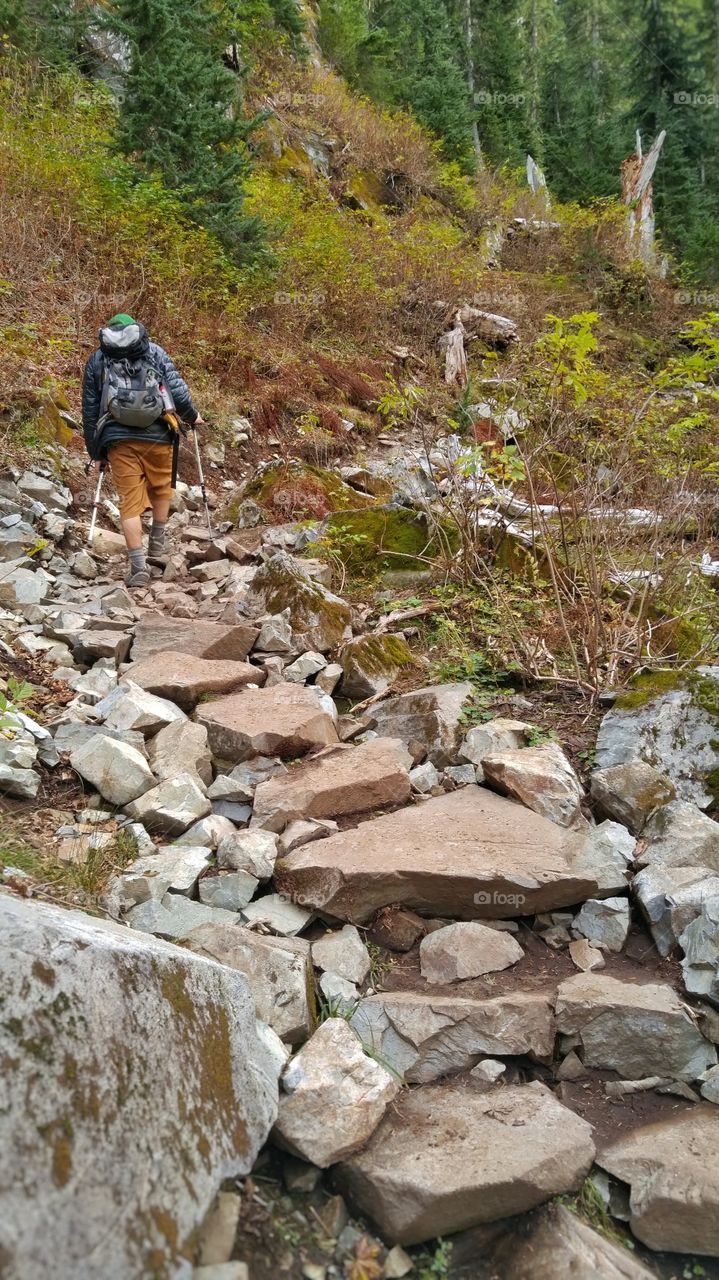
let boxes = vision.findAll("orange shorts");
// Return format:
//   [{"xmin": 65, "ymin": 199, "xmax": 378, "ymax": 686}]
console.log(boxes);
[{"xmin": 108, "ymin": 441, "xmax": 174, "ymax": 519}]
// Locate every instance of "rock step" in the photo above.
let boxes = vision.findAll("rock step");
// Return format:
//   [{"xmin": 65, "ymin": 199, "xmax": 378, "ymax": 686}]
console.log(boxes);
[
  {"xmin": 196, "ymin": 683, "xmax": 339, "ymax": 762},
  {"xmin": 131, "ymin": 616, "xmax": 258, "ymax": 662},
  {"xmin": 123, "ymin": 652, "xmax": 263, "ymax": 713},
  {"xmin": 276, "ymin": 785, "xmax": 628, "ymax": 922},
  {"xmin": 334, "ymin": 1081, "xmax": 595, "ymax": 1245}
]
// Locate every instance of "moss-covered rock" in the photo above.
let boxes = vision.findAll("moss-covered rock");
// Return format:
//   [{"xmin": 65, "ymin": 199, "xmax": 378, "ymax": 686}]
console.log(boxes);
[
  {"xmin": 234, "ymin": 461, "xmax": 373, "ymax": 524},
  {"xmin": 343, "ymin": 168, "xmax": 398, "ymax": 214},
  {"xmin": 245, "ymin": 551, "xmax": 353, "ymax": 653},
  {"xmin": 320, "ymin": 506, "xmax": 457, "ymax": 575},
  {"xmin": 338, "ymin": 633, "xmax": 414, "ymax": 699}
]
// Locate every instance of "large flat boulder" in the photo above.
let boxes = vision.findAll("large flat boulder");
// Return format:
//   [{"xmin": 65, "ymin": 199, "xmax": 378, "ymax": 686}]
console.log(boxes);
[
  {"xmin": 131, "ymin": 616, "xmax": 259, "ymax": 662},
  {"xmin": 335, "ymin": 1082, "xmax": 595, "ymax": 1245},
  {"xmin": 368, "ymin": 683, "xmax": 474, "ymax": 767},
  {"xmin": 275, "ymin": 786, "xmax": 618, "ymax": 923},
  {"xmin": 595, "ymin": 668, "xmax": 719, "ymax": 809},
  {"xmin": 184, "ymin": 922, "xmax": 315, "ymax": 1044},
  {"xmin": 251, "ymin": 739, "xmax": 412, "ymax": 831},
  {"xmin": 598, "ymin": 1107, "xmax": 719, "ymax": 1256},
  {"xmin": 0, "ymin": 892, "xmax": 279, "ymax": 1280},
  {"xmin": 122, "ymin": 652, "xmax": 263, "ymax": 713},
  {"xmin": 350, "ymin": 989, "xmax": 555, "ymax": 1082},
  {"xmin": 197, "ymin": 684, "xmax": 339, "ymax": 763},
  {"xmin": 555, "ymin": 972, "xmax": 716, "ymax": 1080}
]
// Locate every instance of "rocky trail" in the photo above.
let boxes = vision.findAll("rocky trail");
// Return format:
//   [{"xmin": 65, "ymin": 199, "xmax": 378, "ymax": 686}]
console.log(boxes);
[{"xmin": 2, "ymin": 437, "xmax": 719, "ymax": 1280}]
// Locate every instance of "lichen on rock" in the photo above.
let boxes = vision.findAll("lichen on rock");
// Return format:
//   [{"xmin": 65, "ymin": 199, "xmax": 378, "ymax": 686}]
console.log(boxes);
[
  {"xmin": 0, "ymin": 893, "xmax": 280, "ymax": 1280},
  {"xmin": 596, "ymin": 665, "xmax": 719, "ymax": 809}
]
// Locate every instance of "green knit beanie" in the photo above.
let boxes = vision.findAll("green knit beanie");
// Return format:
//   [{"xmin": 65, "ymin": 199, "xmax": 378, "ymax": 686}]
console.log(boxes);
[{"xmin": 106, "ymin": 313, "xmax": 136, "ymax": 328}]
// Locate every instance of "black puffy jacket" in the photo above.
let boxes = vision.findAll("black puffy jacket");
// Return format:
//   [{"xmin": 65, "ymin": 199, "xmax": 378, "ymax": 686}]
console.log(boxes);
[{"xmin": 82, "ymin": 327, "xmax": 198, "ymax": 459}]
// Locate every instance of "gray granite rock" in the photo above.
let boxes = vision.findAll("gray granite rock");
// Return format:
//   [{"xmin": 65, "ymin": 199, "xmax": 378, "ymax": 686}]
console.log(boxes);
[
  {"xmin": 0, "ymin": 893, "xmax": 278, "ymax": 1279},
  {"xmin": 595, "ymin": 668, "xmax": 719, "ymax": 808}
]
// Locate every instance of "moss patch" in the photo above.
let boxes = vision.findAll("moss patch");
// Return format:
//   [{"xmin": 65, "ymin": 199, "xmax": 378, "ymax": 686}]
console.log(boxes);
[
  {"xmin": 340, "ymin": 634, "xmax": 414, "ymax": 680},
  {"xmin": 343, "ymin": 168, "xmax": 397, "ymax": 214},
  {"xmin": 240, "ymin": 461, "xmax": 373, "ymax": 522},
  {"xmin": 320, "ymin": 506, "xmax": 457, "ymax": 574},
  {"xmin": 251, "ymin": 554, "xmax": 352, "ymax": 648},
  {"xmin": 687, "ymin": 670, "xmax": 719, "ymax": 721},
  {"xmin": 614, "ymin": 668, "xmax": 688, "ymax": 711}
]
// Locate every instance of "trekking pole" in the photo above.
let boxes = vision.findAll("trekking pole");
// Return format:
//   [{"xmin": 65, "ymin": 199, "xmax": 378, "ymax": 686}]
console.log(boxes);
[
  {"xmin": 189, "ymin": 423, "xmax": 213, "ymax": 539},
  {"xmin": 87, "ymin": 463, "xmax": 106, "ymax": 547}
]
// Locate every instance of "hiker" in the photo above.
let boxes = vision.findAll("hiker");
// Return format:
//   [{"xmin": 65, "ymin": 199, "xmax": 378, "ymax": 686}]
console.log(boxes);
[{"xmin": 82, "ymin": 313, "xmax": 204, "ymax": 586}]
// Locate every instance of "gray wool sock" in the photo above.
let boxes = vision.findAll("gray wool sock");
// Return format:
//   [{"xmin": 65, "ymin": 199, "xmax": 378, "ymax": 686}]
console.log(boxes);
[
  {"xmin": 128, "ymin": 547, "xmax": 147, "ymax": 572},
  {"xmin": 148, "ymin": 520, "xmax": 167, "ymax": 552}
]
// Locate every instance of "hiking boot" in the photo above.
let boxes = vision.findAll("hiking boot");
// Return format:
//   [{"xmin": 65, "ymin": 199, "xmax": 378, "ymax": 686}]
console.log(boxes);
[
  {"xmin": 147, "ymin": 537, "xmax": 166, "ymax": 559},
  {"xmin": 125, "ymin": 568, "xmax": 150, "ymax": 588}
]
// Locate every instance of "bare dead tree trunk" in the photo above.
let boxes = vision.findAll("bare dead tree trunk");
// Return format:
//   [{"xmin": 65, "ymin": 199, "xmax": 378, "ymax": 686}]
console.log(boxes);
[
  {"xmin": 526, "ymin": 153, "xmax": 550, "ymax": 213},
  {"xmin": 439, "ymin": 313, "xmax": 468, "ymax": 387},
  {"xmin": 621, "ymin": 129, "xmax": 666, "ymax": 270}
]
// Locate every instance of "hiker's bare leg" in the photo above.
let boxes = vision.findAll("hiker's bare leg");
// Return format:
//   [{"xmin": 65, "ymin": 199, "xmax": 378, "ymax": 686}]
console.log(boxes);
[
  {"xmin": 151, "ymin": 498, "xmax": 171, "ymax": 524},
  {"xmin": 121, "ymin": 515, "xmax": 143, "ymax": 551}
]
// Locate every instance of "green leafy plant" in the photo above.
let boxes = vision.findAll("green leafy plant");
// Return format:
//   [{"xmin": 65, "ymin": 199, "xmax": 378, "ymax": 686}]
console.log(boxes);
[
  {"xmin": 0, "ymin": 677, "xmax": 35, "ymax": 736},
  {"xmin": 366, "ymin": 940, "xmax": 393, "ymax": 987},
  {"xmin": 414, "ymin": 1238, "xmax": 453, "ymax": 1280},
  {"xmin": 526, "ymin": 724, "xmax": 558, "ymax": 747},
  {"xmin": 377, "ymin": 378, "xmax": 424, "ymax": 429},
  {"xmin": 317, "ymin": 994, "xmax": 360, "ymax": 1023}
]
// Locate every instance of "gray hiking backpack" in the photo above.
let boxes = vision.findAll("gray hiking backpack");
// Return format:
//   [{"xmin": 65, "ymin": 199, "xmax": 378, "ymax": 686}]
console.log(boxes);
[
  {"xmin": 100, "ymin": 353, "xmax": 165, "ymax": 428},
  {"xmin": 97, "ymin": 322, "xmax": 171, "ymax": 429}
]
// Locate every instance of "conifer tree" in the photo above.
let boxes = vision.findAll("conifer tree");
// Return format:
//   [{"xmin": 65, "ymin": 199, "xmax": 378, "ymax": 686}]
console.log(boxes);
[
  {"xmin": 0, "ymin": 0, "xmax": 85, "ymax": 62},
  {"xmin": 540, "ymin": 0, "xmax": 629, "ymax": 201},
  {"xmin": 355, "ymin": 0, "xmax": 477, "ymax": 169},
  {"xmin": 112, "ymin": 0, "xmax": 264, "ymax": 259},
  {"xmin": 316, "ymin": 0, "xmax": 369, "ymax": 82},
  {"xmin": 632, "ymin": 0, "xmax": 714, "ymax": 272},
  {"xmin": 463, "ymin": 0, "xmax": 532, "ymax": 168}
]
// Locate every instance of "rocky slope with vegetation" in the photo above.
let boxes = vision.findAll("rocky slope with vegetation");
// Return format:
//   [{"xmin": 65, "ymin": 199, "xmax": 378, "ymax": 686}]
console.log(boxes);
[{"xmin": 2, "ymin": 3, "xmax": 719, "ymax": 1279}]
